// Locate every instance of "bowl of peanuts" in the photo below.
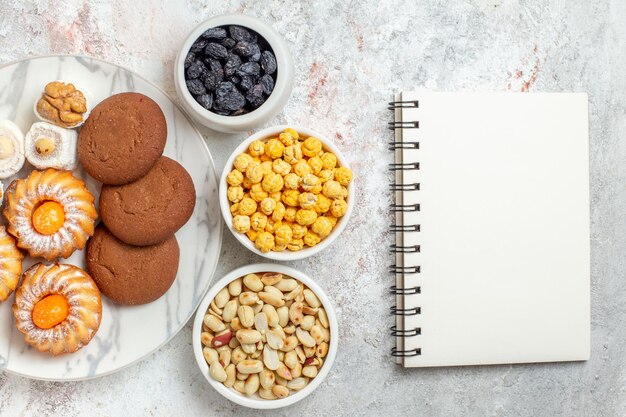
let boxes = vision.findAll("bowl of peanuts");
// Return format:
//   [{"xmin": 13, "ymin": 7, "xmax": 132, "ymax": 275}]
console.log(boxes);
[
  {"xmin": 220, "ymin": 125, "xmax": 354, "ymax": 260},
  {"xmin": 193, "ymin": 264, "xmax": 338, "ymax": 409}
]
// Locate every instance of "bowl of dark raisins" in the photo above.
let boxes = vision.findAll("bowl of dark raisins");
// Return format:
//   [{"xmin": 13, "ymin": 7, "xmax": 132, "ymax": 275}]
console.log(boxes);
[{"xmin": 175, "ymin": 14, "xmax": 294, "ymax": 133}]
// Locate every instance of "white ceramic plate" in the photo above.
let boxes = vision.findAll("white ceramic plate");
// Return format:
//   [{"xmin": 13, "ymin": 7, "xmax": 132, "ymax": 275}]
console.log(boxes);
[{"xmin": 0, "ymin": 55, "xmax": 222, "ymax": 381}]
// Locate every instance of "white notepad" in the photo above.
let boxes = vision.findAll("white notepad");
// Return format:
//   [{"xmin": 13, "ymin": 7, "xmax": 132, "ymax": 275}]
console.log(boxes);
[{"xmin": 391, "ymin": 92, "xmax": 590, "ymax": 367}]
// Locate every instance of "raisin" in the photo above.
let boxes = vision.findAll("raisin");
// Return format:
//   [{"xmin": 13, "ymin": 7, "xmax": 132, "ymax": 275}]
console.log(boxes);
[
  {"xmin": 190, "ymin": 39, "xmax": 207, "ymax": 53},
  {"xmin": 186, "ymin": 79, "xmax": 206, "ymax": 96},
  {"xmin": 248, "ymin": 50, "xmax": 261, "ymax": 62},
  {"xmin": 236, "ymin": 62, "xmax": 260, "ymax": 77},
  {"xmin": 195, "ymin": 93, "xmax": 213, "ymax": 109},
  {"xmin": 239, "ymin": 75, "xmax": 254, "ymax": 91},
  {"xmin": 215, "ymin": 81, "xmax": 245, "ymax": 111},
  {"xmin": 246, "ymin": 84, "xmax": 265, "ymax": 108},
  {"xmin": 221, "ymin": 37, "xmax": 236, "ymax": 49},
  {"xmin": 201, "ymin": 27, "xmax": 227, "ymax": 39},
  {"xmin": 259, "ymin": 74, "xmax": 274, "ymax": 95},
  {"xmin": 205, "ymin": 43, "xmax": 228, "ymax": 60},
  {"xmin": 184, "ymin": 52, "xmax": 195, "ymax": 69},
  {"xmin": 229, "ymin": 25, "xmax": 255, "ymax": 43},
  {"xmin": 203, "ymin": 71, "xmax": 222, "ymax": 91},
  {"xmin": 224, "ymin": 54, "xmax": 242, "ymax": 77},
  {"xmin": 260, "ymin": 50, "xmax": 277, "ymax": 75},
  {"xmin": 186, "ymin": 63, "xmax": 203, "ymax": 79},
  {"xmin": 233, "ymin": 41, "xmax": 260, "ymax": 58},
  {"xmin": 206, "ymin": 57, "xmax": 223, "ymax": 73}
]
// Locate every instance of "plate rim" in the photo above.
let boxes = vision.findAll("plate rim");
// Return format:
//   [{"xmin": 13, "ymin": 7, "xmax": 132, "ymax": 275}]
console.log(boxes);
[{"xmin": 0, "ymin": 53, "xmax": 224, "ymax": 382}]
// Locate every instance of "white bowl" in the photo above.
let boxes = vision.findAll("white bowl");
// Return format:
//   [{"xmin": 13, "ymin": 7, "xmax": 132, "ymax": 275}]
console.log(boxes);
[
  {"xmin": 219, "ymin": 125, "xmax": 355, "ymax": 261},
  {"xmin": 192, "ymin": 263, "xmax": 338, "ymax": 409},
  {"xmin": 174, "ymin": 14, "xmax": 294, "ymax": 133}
]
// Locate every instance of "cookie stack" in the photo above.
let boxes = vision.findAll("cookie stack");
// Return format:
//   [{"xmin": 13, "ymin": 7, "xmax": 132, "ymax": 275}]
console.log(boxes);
[{"xmin": 78, "ymin": 93, "xmax": 196, "ymax": 305}]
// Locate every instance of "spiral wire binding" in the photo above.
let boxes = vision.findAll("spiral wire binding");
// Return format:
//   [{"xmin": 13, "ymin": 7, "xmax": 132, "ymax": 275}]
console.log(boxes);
[{"xmin": 390, "ymin": 98, "xmax": 422, "ymax": 359}]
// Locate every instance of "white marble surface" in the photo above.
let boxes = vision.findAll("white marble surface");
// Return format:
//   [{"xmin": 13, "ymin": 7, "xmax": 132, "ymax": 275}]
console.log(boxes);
[{"xmin": 0, "ymin": 0, "xmax": 624, "ymax": 416}]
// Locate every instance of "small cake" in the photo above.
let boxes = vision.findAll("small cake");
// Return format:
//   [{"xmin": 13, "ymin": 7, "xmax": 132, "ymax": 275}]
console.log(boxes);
[
  {"xmin": 25, "ymin": 122, "xmax": 78, "ymax": 170},
  {"xmin": 3, "ymin": 169, "xmax": 98, "ymax": 260},
  {"xmin": 0, "ymin": 226, "xmax": 24, "ymax": 302},
  {"xmin": 77, "ymin": 92, "xmax": 167, "ymax": 185},
  {"xmin": 99, "ymin": 156, "xmax": 195, "ymax": 246},
  {"xmin": 0, "ymin": 120, "xmax": 26, "ymax": 179},
  {"xmin": 86, "ymin": 224, "xmax": 180, "ymax": 305},
  {"xmin": 13, "ymin": 263, "xmax": 102, "ymax": 355},
  {"xmin": 35, "ymin": 81, "xmax": 88, "ymax": 128}
]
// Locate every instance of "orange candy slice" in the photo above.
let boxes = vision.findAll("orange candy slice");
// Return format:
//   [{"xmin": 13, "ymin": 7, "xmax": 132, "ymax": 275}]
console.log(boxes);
[
  {"xmin": 32, "ymin": 294, "xmax": 69, "ymax": 329},
  {"xmin": 32, "ymin": 201, "xmax": 65, "ymax": 235}
]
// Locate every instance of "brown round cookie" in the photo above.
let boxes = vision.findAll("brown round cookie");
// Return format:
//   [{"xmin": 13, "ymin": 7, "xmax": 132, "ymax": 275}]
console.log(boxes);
[
  {"xmin": 99, "ymin": 156, "xmax": 196, "ymax": 246},
  {"xmin": 86, "ymin": 224, "xmax": 180, "ymax": 305},
  {"xmin": 78, "ymin": 92, "xmax": 167, "ymax": 185}
]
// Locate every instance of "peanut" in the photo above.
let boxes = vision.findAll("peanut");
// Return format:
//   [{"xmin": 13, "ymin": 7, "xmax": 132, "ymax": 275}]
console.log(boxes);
[
  {"xmin": 224, "ymin": 364, "xmax": 236, "ymax": 387},
  {"xmin": 262, "ymin": 345, "xmax": 280, "ymax": 370},
  {"xmin": 236, "ymin": 360, "xmax": 263, "ymax": 374},
  {"xmin": 238, "ymin": 305, "xmax": 255, "ymax": 328},
  {"xmin": 261, "ymin": 272, "xmax": 282, "ymax": 286},
  {"xmin": 259, "ymin": 291, "xmax": 285, "ymax": 307},
  {"xmin": 243, "ymin": 273, "xmax": 264, "ymax": 292},
  {"xmin": 236, "ymin": 329, "xmax": 262, "ymax": 344},
  {"xmin": 272, "ymin": 385, "xmax": 290, "ymax": 398},
  {"xmin": 303, "ymin": 289, "xmax": 321, "ymax": 308},
  {"xmin": 244, "ymin": 374, "xmax": 260, "ymax": 396},
  {"xmin": 274, "ymin": 278, "xmax": 298, "ymax": 292},
  {"xmin": 259, "ymin": 387, "xmax": 277, "ymax": 400},
  {"xmin": 210, "ymin": 361, "xmax": 227, "ymax": 382},
  {"xmin": 260, "ymin": 368, "xmax": 275, "ymax": 389},
  {"xmin": 228, "ymin": 278, "xmax": 243, "ymax": 296}
]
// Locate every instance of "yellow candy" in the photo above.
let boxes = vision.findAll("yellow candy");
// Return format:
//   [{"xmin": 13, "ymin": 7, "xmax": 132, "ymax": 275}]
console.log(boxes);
[
  {"xmin": 318, "ymin": 169, "xmax": 334, "ymax": 183},
  {"xmin": 284, "ymin": 128, "xmax": 299, "ymax": 140},
  {"xmin": 334, "ymin": 166, "xmax": 353, "ymax": 186},
  {"xmin": 242, "ymin": 177, "xmax": 253, "ymax": 189},
  {"xmin": 294, "ymin": 160, "xmax": 312, "ymax": 177},
  {"xmin": 226, "ymin": 169, "xmax": 244, "ymax": 186},
  {"xmin": 272, "ymin": 159, "xmax": 291, "ymax": 176},
  {"xmin": 262, "ymin": 172, "xmax": 284, "ymax": 193},
  {"xmin": 295, "ymin": 209, "xmax": 317, "ymax": 226},
  {"xmin": 261, "ymin": 161, "xmax": 273, "ymax": 176},
  {"xmin": 233, "ymin": 215, "xmax": 251, "ymax": 233},
  {"xmin": 255, "ymin": 232, "xmax": 275, "ymax": 253},
  {"xmin": 314, "ymin": 194, "xmax": 331, "ymax": 214},
  {"xmin": 326, "ymin": 215, "xmax": 338, "ymax": 227},
  {"xmin": 302, "ymin": 137, "xmax": 322, "ymax": 157},
  {"xmin": 274, "ymin": 224, "xmax": 293, "ymax": 246},
  {"xmin": 238, "ymin": 198, "xmax": 257, "ymax": 216},
  {"xmin": 229, "ymin": 202, "xmax": 239, "ymax": 215},
  {"xmin": 287, "ymin": 238, "xmax": 304, "ymax": 251},
  {"xmin": 265, "ymin": 218, "xmax": 282, "ymax": 234},
  {"xmin": 298, "ymin": 192, "xmax": 317, "ymax": 210},
  {"xmin": 249, "ymin": 140, "xmax": 265, "ymax": 157},
  {"xmin": 320, "ymin": 152, "xmax": 337, "ymax": 169},
  {"xmin": 284, "ymin": 206, "xmax": 297, "ymax": 223},
  {"xmin": 265, "ymin": 138, "xmax": 285, "ymax": 159},
  {"xmin": 227, "ymin": 186, "xmax": 244, "ymax": 203},
  {"xmin": 282, "ymin": 189, "xmax": 300, "ymax": 207},
  {"xmin": 301, "ymin": 173, "xmax": 320, "ymax": 192},
  {"xmin": 251, "ymin": 212, "xmax": 268, "ymax": 231},
  {"xmin": 260, "ymin": 197, "xmax": 276, "ymax": 215},
  {"xmin": 291, "ymin": 223, "xmax": 307, "ymax": 239},
  {"xmin": 284, "ymin": 143, "xmax": 303, "ymax": 164},
  {"xmin": 272, "ymin": 202, "xmax": 286, "ymax": 221},
  {"xmin": 311, "ymin": 216, "xmax": 333, "ymax": 238},
  {"xmin": 303, "ymin": 231, "xmax": 321, "ymax": 246},
  {"xmin": 283, "ymin": 173, "xmax": 300, "ymax": 190},
  {"xmin": 245, "ymin": 162, "xmax": 264, "ymax": 183},
  {"xmin": 330, "ymin": 199, "xmax": 348, "ymax": 217},
  {"xmin": 322, "ymin": 180, "xmax": 342, "ymax": 199},
  {"xmin": 247, "ymin": 229, "xmax": 259, "ymax": 241},
  {"xmin": 279, "ymin": 131, "xmax": 295, "ymax": 146},
  {"xmin": 234, "ymin": 153, "xmax": 254, "ymax": 171},
  {"xmin": 249, "ymin": 183, "xmax": 269, "ymax": 202},
  {"xmin": 308, "ymin": 156, "xmax": 323, "ymax": 174}
]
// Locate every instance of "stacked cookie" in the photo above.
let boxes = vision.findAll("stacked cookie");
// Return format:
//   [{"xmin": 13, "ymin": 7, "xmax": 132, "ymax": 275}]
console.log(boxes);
[{"xmin": 79, "ymin": 93, "xmax": 196, "ymax": 305}]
